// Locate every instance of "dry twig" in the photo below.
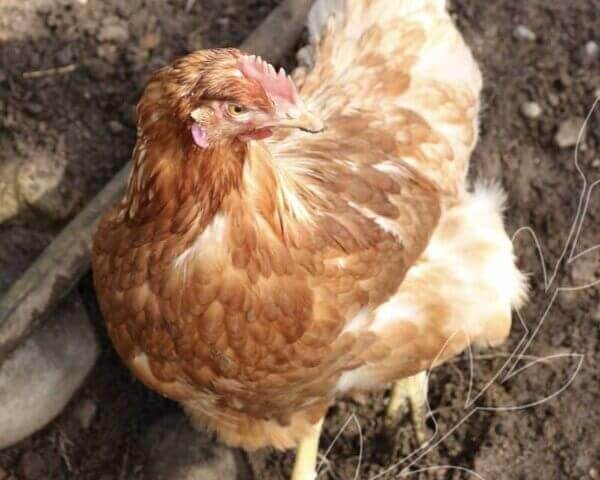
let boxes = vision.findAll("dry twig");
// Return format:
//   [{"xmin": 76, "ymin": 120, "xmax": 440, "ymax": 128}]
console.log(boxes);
[{"xmin": 22, "ymin": 64, "xmax": 77, "ymax": 79}]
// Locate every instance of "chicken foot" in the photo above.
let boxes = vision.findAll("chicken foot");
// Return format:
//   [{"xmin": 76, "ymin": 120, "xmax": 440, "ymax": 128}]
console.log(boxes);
[
  {"xmin": 386, "ymin": 371, "xmax": 428, "ymax": 445},
  {"xmin": 291, "ymin": 417, "xmax": 324, "ymax": 480}
]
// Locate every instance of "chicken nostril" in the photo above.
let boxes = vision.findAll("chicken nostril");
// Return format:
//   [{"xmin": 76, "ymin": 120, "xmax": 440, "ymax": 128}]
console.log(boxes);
[{"xmin": 301, "ymin": 126, "xmax": 325, "ymax": 134}]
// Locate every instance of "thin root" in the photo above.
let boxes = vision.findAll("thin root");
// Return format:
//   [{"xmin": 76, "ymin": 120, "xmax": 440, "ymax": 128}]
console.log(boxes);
[{"xmin": 23, "ymin": 64, "xmax": 77, "ymax": 79}]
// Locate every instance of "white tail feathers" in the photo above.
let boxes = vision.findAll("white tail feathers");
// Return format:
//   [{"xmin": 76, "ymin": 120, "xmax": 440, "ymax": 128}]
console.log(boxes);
[
  {"xmin": 307, "ymin": 0, "xmax": 345, "ymax": 43},
  {"xmin": 301, "ymin": 0, "xmax": 482, "ymax": 190},
  {"xmin": 307, "ymin": 0, "xmax": 448, "ymax": 43}
]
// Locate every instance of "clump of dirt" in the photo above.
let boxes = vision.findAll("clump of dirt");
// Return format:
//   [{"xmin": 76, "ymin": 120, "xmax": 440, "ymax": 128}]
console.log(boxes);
[{"xmin": 1, "ymin": 0, "xmax": 599, "ymax": 479}]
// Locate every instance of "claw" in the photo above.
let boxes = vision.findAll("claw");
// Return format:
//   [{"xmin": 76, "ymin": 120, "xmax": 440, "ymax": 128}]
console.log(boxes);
[{"xmin": 386, "ymin": 371, "xmax": 429, "ymax": 445}]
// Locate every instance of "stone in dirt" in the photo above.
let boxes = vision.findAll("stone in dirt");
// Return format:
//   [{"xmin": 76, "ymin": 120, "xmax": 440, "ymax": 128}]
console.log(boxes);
[
  {"xmin": 0, "ymin": 161, "xmax": 20, "ymax": 224},
  {"xmin": 97, "ymin": 17, "xmax": 130, "ymax": 43},
  {"xmin": 554, "ymin": 117, "xmax": 586, "ymax": 148},
  {"xmin": 0, "ymin": 296, "xmax": 99, "ymax": 449},
  {"xmin": 513, "ymin": 25, "xmax": 536, "ymax": 41},
  {"xmin": 16, "ymin": 147, "xmax": 82, "ymax": 221},
  {"xmin": 582, "ymin": 41, "xmax": 599, "ymax": 63},
  {"xmin": 142, "ymin": 414, "xmax": 250, "ymax": 480},
  {"xmin": 521, "ymin": 102, "xmax": 543, "ymax": 119}
]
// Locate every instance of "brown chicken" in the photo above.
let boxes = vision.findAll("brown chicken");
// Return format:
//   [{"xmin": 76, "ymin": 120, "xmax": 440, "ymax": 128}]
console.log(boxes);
[{"xmin": 92, "ymin": 0, "xmax": 527, "ymax": 478}]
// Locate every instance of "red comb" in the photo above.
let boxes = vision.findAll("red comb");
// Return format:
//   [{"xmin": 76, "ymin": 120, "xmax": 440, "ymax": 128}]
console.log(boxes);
[{"xmin": 239, "ymin": 54, "xmax": 299, "ymax": 109}]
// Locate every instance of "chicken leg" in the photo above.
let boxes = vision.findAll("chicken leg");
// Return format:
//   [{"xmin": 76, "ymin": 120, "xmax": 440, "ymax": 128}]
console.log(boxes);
[
  {"xmin": 386, "ymin": 371, "xmax": 428, "ymax": 445},
  {"xmin": 291, "ymin": 418, "xmax": 324, "ymax": 480}
]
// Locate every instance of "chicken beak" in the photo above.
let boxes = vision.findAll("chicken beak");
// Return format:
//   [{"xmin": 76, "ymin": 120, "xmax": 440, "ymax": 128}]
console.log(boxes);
[{"xmin": 275, "ymin": 103, "xmax": 325, "ymax": 133}]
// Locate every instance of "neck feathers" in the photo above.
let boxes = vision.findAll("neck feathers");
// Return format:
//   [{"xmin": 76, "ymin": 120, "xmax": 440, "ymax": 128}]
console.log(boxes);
[
  {"xmin": 124, "ymin": 137, "xmax": 316, "ymax": 245},
  {"xmin": 125, "ymin": 135, "xmax": 247, "ymax": 228}
]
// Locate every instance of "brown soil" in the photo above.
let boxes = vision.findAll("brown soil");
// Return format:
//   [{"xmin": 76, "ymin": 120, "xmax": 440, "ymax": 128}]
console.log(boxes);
[{"xmin": 0, "ymin": 1, "xmax": 599, "ymax": 479}]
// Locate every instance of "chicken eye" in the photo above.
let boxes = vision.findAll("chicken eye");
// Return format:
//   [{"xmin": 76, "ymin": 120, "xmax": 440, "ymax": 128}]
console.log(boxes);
[{"xmin": 226, "ymin": 103, "xmax": 248, "ymax": 117}]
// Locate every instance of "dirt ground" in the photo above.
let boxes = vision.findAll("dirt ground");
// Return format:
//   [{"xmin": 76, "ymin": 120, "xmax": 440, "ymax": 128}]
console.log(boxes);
[{"xmin": 0, "ymin": 0, "xmax": 599, "ymax": 479}]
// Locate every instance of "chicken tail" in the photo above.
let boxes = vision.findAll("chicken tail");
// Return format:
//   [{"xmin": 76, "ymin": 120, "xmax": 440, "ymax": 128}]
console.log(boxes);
[
  {"xmin": 306, "ymin": 0, "xmax": 345, "ymax": 44},
  {"xmin": 308, "ymin": 0, "xmax": 448, "ymax": 43},
  {"xmin": 305, "ymin": 0, "xmax": 478, "ymax": 92},
  {"xmin": 301, "ymin": 0, "xmax": 482, "ymax": 193}
]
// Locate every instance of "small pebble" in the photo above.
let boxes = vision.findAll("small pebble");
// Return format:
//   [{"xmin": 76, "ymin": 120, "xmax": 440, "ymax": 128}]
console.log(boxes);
[
  {"xmin": 18, "ymin": 451, "xmax": 45, "ymax": 480},
  {"xmin": 75, "ymin": 399, "xmax": 98, "ymax": 430},
  {"xmin": 590, "ymin": 468, "xmax": 599, "ymax": 480},
  {"xmin": 16, "ymin": 157, "xmax": 82, "ymax": 221},
  {"xmin": 555, "ymin": 117, "xmax": 585, "ymax": 148},
  {"xmin": 85, "ymin": 58, "xmax": 116, "ymax": 79},
  {"xmin": 514, "ymin": 25, "xmax": 536, "ymax": 42},
  {"xmin": 583, "ymin": 41, "xmax": 599, "ymax": 62},
  {"xmin": 143, "ymin": 414, "xmax": 248, "ymax": 480},
  {"xmin": 108, "ymin": 120, "xmax": 126, "ymax": 134},
  {"xmin": 521, "ymin": 101, "xmax": 542, "ymax": 119},
  {"xmin": 0, "ymin": 163, "xmax": 20, "ymax": 224},
  {"xmin": 98, "ymin": 20, "xmax": 130, "ymax": 43},
  {"xmin": 97, "ymin": 44, "xmax": 119, "ymax": 64}
]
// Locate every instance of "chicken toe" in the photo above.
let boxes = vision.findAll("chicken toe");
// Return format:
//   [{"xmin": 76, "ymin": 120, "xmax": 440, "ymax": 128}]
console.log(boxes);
[{"xmin": 386, "ymin": 371, "xmax": 428, "ymax": 445}]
